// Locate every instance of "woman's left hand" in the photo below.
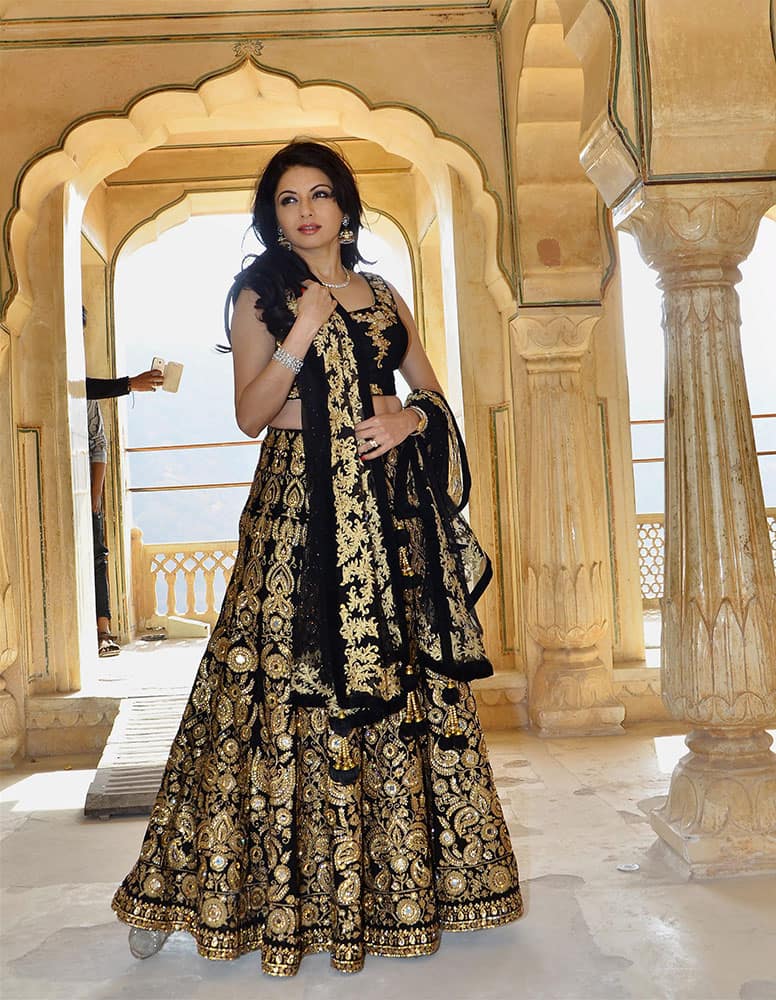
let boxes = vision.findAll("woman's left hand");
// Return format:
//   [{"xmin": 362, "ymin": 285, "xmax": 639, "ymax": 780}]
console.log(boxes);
[{"xmin": 355, "ymin": 409, "xmax": 419, "ymax": 461}]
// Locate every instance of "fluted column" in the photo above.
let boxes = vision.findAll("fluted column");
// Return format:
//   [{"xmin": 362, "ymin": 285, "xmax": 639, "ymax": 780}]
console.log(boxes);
[
  {"xmin": 516, "ymin": 309, "xmax": 625, "ymax": 737},
  {"xmin": 618, "ymin": 183, "xmax": 776, "ymax": 876}
]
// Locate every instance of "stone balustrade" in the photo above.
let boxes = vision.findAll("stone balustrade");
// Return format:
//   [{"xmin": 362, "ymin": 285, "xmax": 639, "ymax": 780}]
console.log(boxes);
[
  {"xmin": 131, "ymin": 528, "xmax": 236, "ymax": 631},
  {"xmin": 131, "ymin": 509, "xmax": 776, "ymax": 636}
]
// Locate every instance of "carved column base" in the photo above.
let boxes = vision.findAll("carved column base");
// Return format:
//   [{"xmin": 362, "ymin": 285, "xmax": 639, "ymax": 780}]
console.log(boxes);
[
  {"xmin": 650, "ymin": 729, "xmax": 776, "ymax": 877},
  {"xmin": 0, "ymin": 690, "xmax": 22, "ymax": 768},
  {"xmin": 530, "ymin": 646, "xmax": 625, "ymax": 737}
]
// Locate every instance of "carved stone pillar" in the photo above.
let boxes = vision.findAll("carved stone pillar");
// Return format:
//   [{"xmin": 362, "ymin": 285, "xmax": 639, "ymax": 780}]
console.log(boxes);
[
  {"xmin": 618, "ymin": 183, "xmax": 776, "ymax": 875},
  {"xmin": 516, "ymin": 308, "xmax": 625, "ymax": 736}
]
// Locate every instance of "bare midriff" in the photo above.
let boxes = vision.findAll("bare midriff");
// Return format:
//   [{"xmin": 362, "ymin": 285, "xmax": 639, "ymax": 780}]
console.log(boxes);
[{"xmin": 268, "ymin": 393, "xmax": 403, "ymax": 430}]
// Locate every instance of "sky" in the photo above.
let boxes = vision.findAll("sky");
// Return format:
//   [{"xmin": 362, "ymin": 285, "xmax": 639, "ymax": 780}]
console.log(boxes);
[{"xmin": 619, "ymin": 217, "xmax": 775, "ymax": 512}]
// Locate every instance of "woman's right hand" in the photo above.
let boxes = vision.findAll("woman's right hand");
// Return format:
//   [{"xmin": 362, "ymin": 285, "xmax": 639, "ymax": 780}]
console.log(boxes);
[{"xmin": 296, "ymin": 280, "xmax": 338, "ymax": 336}]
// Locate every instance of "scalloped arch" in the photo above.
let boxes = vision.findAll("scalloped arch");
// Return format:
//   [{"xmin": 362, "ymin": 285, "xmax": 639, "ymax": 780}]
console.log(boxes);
[{"xmin": 3, "ymin": 59, "xmax": 513, "ymax": 333}]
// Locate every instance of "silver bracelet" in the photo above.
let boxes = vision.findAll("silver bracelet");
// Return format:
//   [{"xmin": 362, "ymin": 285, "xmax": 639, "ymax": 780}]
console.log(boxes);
[
  {"xmin": 272, "ymin": 345, "xmax": 304, "ymax": 375},
  {"xmin": 406, "ymin": 404, "xmax": 428, "ymax": 435}
]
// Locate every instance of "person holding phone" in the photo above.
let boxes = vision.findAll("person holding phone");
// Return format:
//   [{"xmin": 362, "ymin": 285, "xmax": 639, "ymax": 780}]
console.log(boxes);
[{"xmin": 83, "ymin": 313, "xmax": 164, "ymax": 656}]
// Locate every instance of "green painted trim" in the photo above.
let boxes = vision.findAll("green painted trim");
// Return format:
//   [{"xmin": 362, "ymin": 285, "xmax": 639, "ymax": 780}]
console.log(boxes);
[
  {"xmin": 771, "ymin": 0, "xmax": 776, "ymax": 65},
  {"xmin": 106, "ymin": 166, "xmax": 412, "ymax": 187},
  {"xmin": 80, "ymin": 230, "xmax": 107, "ymax": 263},
  {"xmin": 240, "ymin": 56, "xmax": 515, "ymax": 292},
  {"xmin": 361, "ymin": 200, "xmax": 422, "ymax": 319},
  {"xmin": 0, "ymin": 24, "xmax": 496, "ymax": 49},
  {"xmin": 3, "ymin": 57, "xmax": 253, "ymax": 317},
  {"xmin": 596, "ymin": 0, "xmax": 642, "ymax": 169},
  {"xmin": 489, "ymin": 403, "xmax": 519, "ymax": 654},
  {"xmin": 597, "ymin": 399, "xmax": 620, "ymax": 648},
  {"xmin": 496, "ymin": 0, "xmax": 515, "ymax": 30},
  {"xmin": 511, "ymin": 6, "xmax": 536, "ymax": 305},
  {"xmin": 108, "ymin": 184, "xmax": 421, "ymax": 325},
  {"xmin": 599, "ymin": 194, "xmax": 617, "ymax": 298},
  {"xmin": 645, "ymin": 169, "xmax": 776, "ymax": 184},
  {"xmin": 495, "ymin": 31, "xmax": 518, "ymax": 297},
  {"xmin": 611, "ymin": 174, "xmax": 776, "ymax": 216},
  {"xmin": 0, "ymin": 2, "xmax": 492, "ymax": 25},
  {"xmin": 17, "ymin": 426, "xmax": 50, "ymax": 681},
  {"xmin": 518, "ymin": 297, "xmax": 603, "ymax": 309},
  {"xmin": 632, "ymin": 0, "xmax": 651, "ymax": 174}
]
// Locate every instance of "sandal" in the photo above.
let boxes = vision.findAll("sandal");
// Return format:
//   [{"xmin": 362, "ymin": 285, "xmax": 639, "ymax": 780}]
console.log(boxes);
[{"xmin": 98, "ymin": 632, "xmax": 120, "ymax": 657}]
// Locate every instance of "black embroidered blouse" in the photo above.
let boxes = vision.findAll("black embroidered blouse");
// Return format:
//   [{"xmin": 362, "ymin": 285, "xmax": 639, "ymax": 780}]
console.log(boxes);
[{"xmin": 285, "ymin": 272, "xmax": 407, "ymax": 400}]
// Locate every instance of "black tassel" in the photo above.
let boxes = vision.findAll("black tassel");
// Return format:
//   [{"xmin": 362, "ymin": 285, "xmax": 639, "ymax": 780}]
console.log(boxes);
[
  {"xmin": 400, "ymin": 664, "xmax": 420, "ymax": 692},
  {"xmin": 399, "ymin": 685, "xmax": 426, "ymax": 743},
  {"xmin": 442, "ymin": 682, "xmax": 460, "ymax": 705},
  {"xmin": 330, "ymin": 712, "xmax": 352, "ymax": 736},
  {"xmin": 330, "ymin": 713, "xmax": 359, "ymax": 784},
  {"xmin": 439, "ymin": 694, "xmax": 467, "ymax": 751}
]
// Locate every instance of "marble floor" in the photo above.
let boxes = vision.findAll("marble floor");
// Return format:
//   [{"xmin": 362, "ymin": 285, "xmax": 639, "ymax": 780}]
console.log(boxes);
[{"xmin": 2, "ymin": 722, "xmax": 775, "ymax": 1000}]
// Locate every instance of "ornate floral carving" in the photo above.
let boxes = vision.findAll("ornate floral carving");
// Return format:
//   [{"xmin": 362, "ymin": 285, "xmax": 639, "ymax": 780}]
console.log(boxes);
[
  {"xmin": 517, "ymin": 312, "xmax": 599, "ymax": 361},
  {"xmin": 526, "ymin": 562, "xmax": 607, "ymax": 649},
  {"xmin": 617, "ymin": 186, "xmax": 769, "ymax": 275},
  {"xmin": 651, "ymin": 729, "xmax": 776, "ymax": 875},
  {"xmin": 25, "ymin": 703, "xmax": 119, "ymax": 731},
  {"xmin": 662, "ymin": 597, "xmax": 776, "ymax": 725},
  {"xmin": 233, "ymin": 39, "xmax": 264, "ymax": 60}
]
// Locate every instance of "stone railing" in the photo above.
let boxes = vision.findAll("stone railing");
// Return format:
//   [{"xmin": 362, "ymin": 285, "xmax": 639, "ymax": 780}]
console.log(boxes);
[
  {"xmin": 636, "ymin": 510, "xmax": 776, "ymax": 606},
  {"xmin": 131, "ymin": 528, "xmax": 237, "ymax": 630},
  {"xmin": 131, "ymin": 509, "xmax": 776, "ymax": 627}
]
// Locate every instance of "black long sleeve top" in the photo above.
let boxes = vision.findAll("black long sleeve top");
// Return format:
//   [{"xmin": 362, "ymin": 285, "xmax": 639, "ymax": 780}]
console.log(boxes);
[{"xmin": 86, "ymin": 376, "xmax": 131, "ymax": 400}]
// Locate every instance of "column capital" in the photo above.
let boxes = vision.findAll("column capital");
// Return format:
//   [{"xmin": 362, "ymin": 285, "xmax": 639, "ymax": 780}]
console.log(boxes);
[
  {"xmin": 614, "ymin": 181, "xmax": 774, "ymax": 274},
  {"xmin": 512, "ymin": 306, "xmax": 601, "ymax": 365}
]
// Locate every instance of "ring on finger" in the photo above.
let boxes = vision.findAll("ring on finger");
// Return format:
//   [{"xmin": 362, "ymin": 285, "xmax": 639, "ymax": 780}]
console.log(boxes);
[{"xmin": 363, "ymin": 438, "xmax": 378, "ymax": 451}]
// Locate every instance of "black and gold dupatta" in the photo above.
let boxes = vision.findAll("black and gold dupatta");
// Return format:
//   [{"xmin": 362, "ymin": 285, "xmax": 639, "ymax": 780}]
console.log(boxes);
[{"xmin": 287, "ymin": 295, "xmax": 493, "ymax": 726}]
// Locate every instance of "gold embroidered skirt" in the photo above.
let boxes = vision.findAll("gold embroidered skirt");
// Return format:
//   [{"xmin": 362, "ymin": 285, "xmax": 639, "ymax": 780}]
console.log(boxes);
[{"xmin": 112, "ymin": 428, "xmax": 522, "ymax": 975}]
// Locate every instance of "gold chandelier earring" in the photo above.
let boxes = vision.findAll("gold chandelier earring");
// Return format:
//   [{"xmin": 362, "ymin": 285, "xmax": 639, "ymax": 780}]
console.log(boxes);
[
  {"xmin": 338, "ymin": 215, "xmax": 355, "ymax": 245},
  {"xmin": 277, "ymin": 227, "xmax": 292, "ymax": 251}
]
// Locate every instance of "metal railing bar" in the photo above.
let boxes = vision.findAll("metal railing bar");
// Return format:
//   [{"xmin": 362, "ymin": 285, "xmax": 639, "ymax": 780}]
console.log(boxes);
[
  {"xmin": 631, "ymin": 413, "xmax": 774, "ymax": 426},
  {"xmin": 126, "ymin": 440, "xmax": 261, "ymax": 453},
  {"xmin": 129, "ymin": 483, "xmax": 253, "ymax": 493}
]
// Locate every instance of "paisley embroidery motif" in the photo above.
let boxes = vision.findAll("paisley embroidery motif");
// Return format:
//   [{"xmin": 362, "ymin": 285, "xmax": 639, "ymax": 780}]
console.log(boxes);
[{"xmin": 112, "ymin": 429, "xmax": 522, "ymax": 975}]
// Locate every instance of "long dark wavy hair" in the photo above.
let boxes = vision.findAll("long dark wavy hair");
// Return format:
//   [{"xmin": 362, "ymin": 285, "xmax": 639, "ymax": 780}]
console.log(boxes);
[{"xmin": 222, "ymin": 140, "xmax": 370, "ymax": 346}]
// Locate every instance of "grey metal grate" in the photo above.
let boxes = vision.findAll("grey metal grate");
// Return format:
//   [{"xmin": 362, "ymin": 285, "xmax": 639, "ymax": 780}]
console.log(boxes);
[{"xmin": 84, "ymin": 693, "xmax": 188, "ymax": 819}]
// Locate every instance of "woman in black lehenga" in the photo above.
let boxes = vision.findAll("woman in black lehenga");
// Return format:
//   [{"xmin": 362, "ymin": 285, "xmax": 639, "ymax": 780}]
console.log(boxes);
[{"xmin": 112, "ymin": 140, "xmax": 522, "ymax": 976}]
